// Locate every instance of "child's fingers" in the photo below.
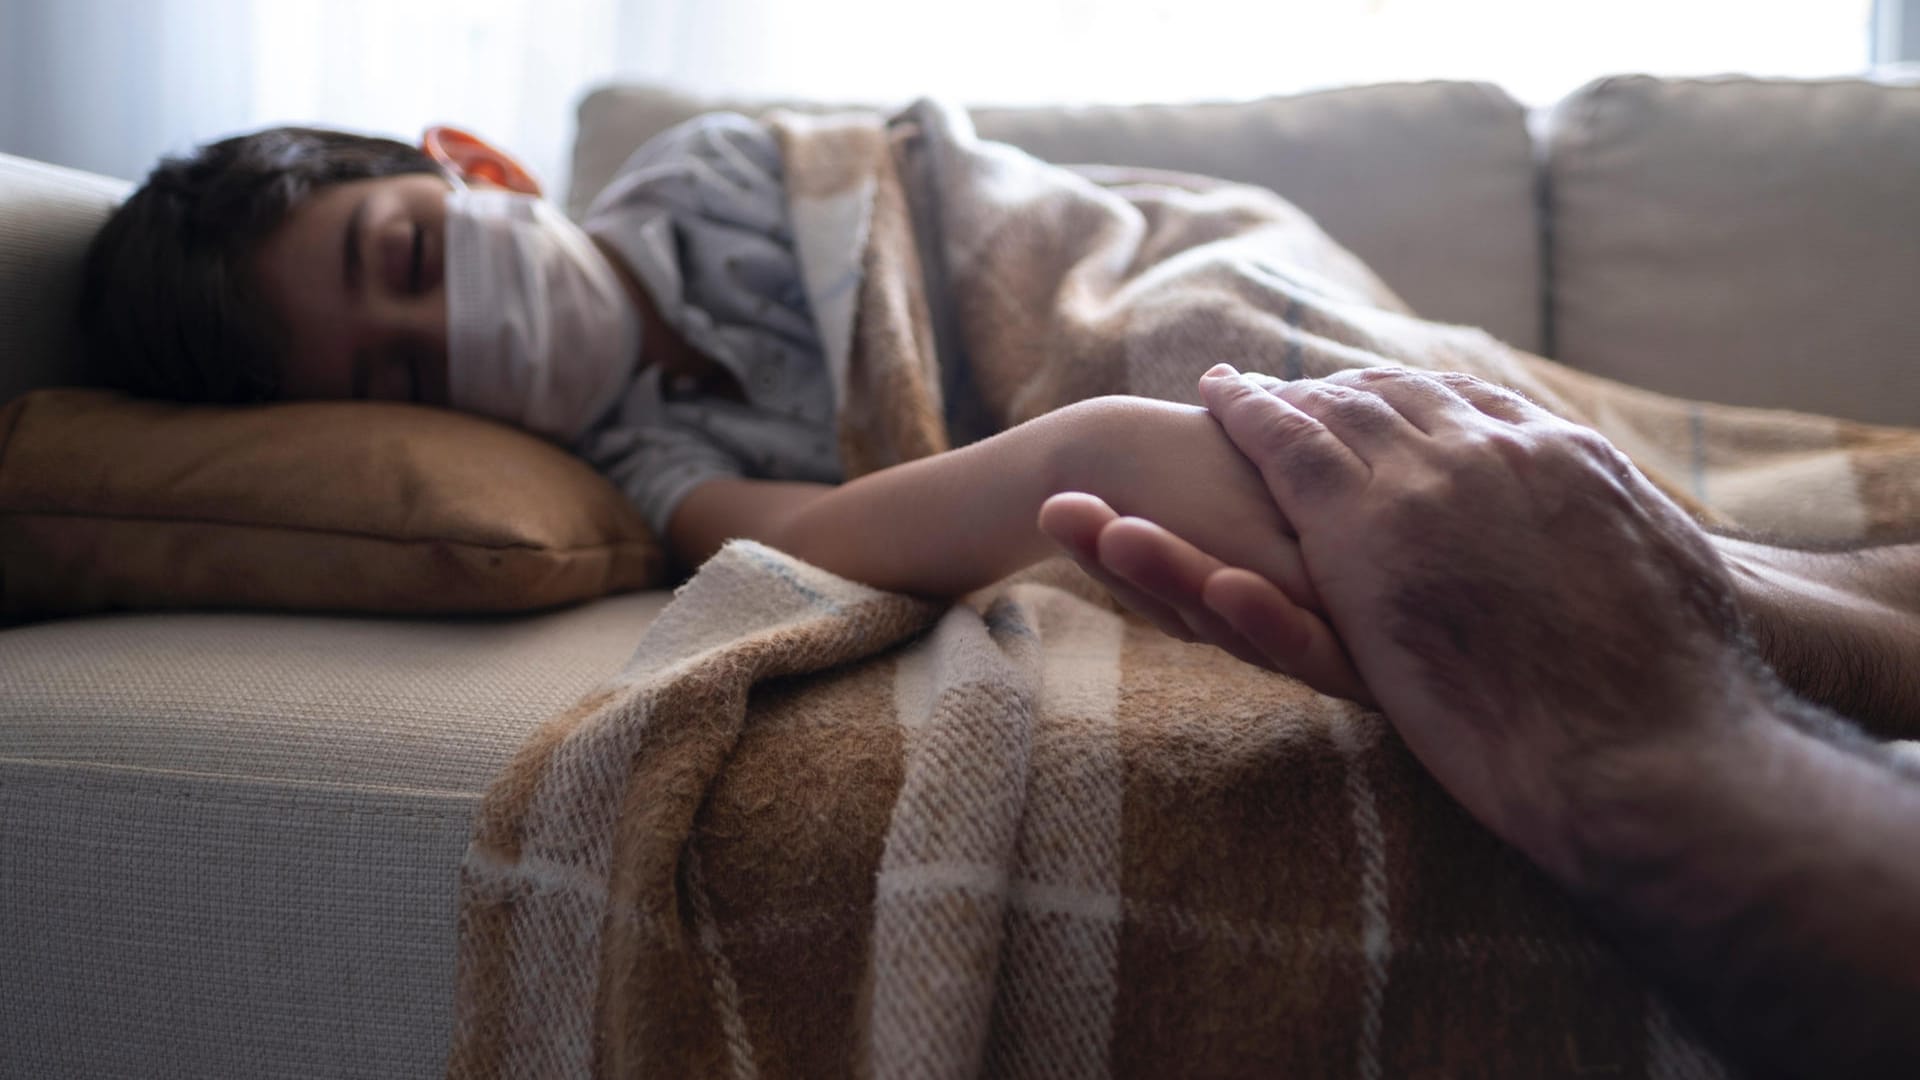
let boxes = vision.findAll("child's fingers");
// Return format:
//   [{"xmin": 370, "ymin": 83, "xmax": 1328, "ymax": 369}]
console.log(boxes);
[{"xmin": 1203, "ymin": 567, "xmax": 1374, "ymax": 705}]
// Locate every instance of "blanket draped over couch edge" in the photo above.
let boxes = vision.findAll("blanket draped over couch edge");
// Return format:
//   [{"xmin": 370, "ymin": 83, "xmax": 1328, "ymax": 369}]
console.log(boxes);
[{"xmin": 447, "ymin": 101, "xmax": 1920, "ymax": 1078}]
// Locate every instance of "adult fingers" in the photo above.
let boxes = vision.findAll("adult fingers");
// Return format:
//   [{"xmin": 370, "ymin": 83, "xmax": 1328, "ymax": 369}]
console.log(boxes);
[
  {"xmin": 1094, "ymin": 517, "xmax": 1280, "ymax": 669},
  {"xmin": 1199, "ymin": 365, "xmax": 1370, "ymax": 516},
  {"xmin": 1039, "ymin": 493, "xmax": 1201, "ymax": 640},
  {"xmin": 1240, "ymin": 370, "xmax": 1289, "ymax": 394},
  {"xmin": 1037, "ymin": 490, "xmax": 1119, "ymax": 551},
  {"xmin": 1042, "ymin": 492, "xmax": 1366, "ymax": 692},
  {"xmin": 1323, "ymin": 366, "xmax": 1477, "ymax": 435},
  {"xmin": 1039, "ymin": 497, "xmax": 1276, "ymax": 666},
  {"xmin": 1428, "ymin": 371, "xmax": 1549, "ymax": 425},
  {"xmin": 1273, "ymin": 376, "xmax": 1423, "ymax": 463},
  {"xmin": 1202, "ymin": 567, "xmax": 1374, "ymax": 704}
]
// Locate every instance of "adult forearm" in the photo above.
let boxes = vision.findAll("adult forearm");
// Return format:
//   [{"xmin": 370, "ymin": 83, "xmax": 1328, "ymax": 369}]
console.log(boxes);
[
  {"xmin": 1720, "ymin": 537, "xmax": 1920, "ymax": 737},
  {"xmin": 1568, "ymin": 708, "xmax": 1920, "ymax": 1077}
]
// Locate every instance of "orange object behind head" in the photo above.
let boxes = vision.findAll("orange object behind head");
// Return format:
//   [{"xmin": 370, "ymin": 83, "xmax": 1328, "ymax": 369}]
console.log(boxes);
[{"xmin": 420, "ymin": 126, "xmax": 542, "ymax": 195}]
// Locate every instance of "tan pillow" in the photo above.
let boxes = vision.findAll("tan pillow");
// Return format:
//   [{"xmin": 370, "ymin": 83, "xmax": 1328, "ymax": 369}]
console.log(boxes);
[{"xmin": 0, "ymin": 389, "xmax": 665, "ymax": 620}]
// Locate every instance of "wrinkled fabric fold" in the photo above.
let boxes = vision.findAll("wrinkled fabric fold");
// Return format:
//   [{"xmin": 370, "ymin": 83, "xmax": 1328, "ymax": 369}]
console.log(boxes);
[{"xmin": 448, "ymin": 101, "xmax": 1920, "ymax": 1079}]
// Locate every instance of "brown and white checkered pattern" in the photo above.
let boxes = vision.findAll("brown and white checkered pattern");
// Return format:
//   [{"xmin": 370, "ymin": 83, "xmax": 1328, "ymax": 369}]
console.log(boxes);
[
  {"xmin": 449, "ymin": 101, "xmax": 1920, "ymax": 1078},
  {"xmin": 451, "ymin": 546, "xmax": 1737, "ymax": 1077}
]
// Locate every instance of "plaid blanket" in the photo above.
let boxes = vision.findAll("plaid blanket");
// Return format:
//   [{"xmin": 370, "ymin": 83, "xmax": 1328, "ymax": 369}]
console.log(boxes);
[{"xmin": 448, "ymin": 102, "xmax": 1920, "ymax": 1078}]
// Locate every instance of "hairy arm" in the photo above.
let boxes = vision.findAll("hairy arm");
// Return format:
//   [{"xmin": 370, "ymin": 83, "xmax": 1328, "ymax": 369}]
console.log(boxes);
[
  {"xmin": 1174, "ymin": 365, "xmax": 1920, "ymax": 1074},
  {"xmin": 1572, "ymin": 700, "xmax": 1920, "ymax": 1078},
  {"xmin": 1717, "ymin": 535, "xmax": 1920, "ymax": 739}
]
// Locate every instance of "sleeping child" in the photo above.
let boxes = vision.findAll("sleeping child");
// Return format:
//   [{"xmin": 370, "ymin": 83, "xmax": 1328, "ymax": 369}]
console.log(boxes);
[{"xmin": 76, "ymin": 116, "xmax": 1358, "ymax": 690}]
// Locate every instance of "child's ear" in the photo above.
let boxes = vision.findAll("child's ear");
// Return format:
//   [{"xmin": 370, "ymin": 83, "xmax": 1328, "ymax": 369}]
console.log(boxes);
[{"xmin": 421, "ymin": 126, "xmax": 542, "ymax": 195}]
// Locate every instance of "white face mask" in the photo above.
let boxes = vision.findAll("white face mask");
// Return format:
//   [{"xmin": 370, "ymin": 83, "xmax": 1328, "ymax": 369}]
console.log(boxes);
[{"xmin": 443, "ymin": 187, "xmax": 640, "ymax": 443}]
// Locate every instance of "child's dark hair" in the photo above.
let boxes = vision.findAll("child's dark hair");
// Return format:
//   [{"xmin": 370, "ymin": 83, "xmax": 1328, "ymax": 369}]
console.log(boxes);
[{"xmin": 76, "ymin": 127, "xmax": 442, "ymax": 403}]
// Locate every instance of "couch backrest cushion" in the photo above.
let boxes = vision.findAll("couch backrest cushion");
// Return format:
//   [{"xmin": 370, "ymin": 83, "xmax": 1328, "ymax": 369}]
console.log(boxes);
[
  {"xmin": 571, "ymin": 82, "xmax": 1545, "ymax": 353},
  {"xmin": 1548, "ymin": 75, "xmax": 1920, "ymax": 427},
  {"xmin": 0, "ymin": 153, "xmax": 129, "ymax": 401}
]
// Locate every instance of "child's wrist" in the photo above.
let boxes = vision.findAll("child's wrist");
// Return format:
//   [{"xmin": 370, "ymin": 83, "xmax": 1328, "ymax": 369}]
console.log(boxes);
[{"xmin": 1040, "ymin": 396, "xmax": 1130, "ymax": 503}]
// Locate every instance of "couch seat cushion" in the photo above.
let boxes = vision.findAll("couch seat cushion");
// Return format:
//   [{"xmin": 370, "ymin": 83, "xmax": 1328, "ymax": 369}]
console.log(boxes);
[{"xmin": 0, "ymin": 591, "xmax": 667, "ymax": 1079}]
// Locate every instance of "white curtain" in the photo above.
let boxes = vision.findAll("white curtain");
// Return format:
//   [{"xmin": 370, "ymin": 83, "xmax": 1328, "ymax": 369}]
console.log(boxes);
[
  {"xmin": 0, "ymin": 0, "xmax": 625, "ymax": 191},
  {"xmin": 0, "ymin": 0, "xmax": 1877, "ymax": 196},
  {"xmin": 614, "ymin": 0, "xmax": 1878, "ymax": 109}
]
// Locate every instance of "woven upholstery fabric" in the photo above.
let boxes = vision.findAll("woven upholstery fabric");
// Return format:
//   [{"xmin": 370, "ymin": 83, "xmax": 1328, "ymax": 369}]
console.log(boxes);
[
  {"xmin": 570, "ymin": 81, "xmax": 1545, "ymax": 353},
  {"xmin": 0, "ymin": 152, "xmax": 127, "ymax": 400},
  {"xmin": 1548, "ymin": 74, "xmax": 1920, "ymax": 427},
  {"xmin": 0, "ymin": 590, "xmax": 669, "ymax": 1079}
]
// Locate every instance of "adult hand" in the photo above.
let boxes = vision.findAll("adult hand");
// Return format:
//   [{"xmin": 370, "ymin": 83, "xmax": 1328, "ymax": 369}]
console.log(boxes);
[
  {"xmin": 1054, "ymin": 367, "xmax": 1920, "ymax": 1077},
  {"xmin": 1038, "ymin": 490, "xmax": 1371, "ymax": 704},
  {"xmin": 1077, "ymin": 365, "xmax": 1766, "ymax": 881},
  {"xmin": 1036, "ymin": 393, "xmax": 1369, "ymax": 702},
  {"xmin": 1039, "ymin": 373, "xmax": 1377, "ymax": 700}
]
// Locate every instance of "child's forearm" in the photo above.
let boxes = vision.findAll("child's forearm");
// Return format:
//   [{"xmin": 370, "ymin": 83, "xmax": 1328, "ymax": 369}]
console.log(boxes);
[
  {"xmin": 669, "ymin": 395, "xmax": 1309, "ymax": 603},
  {"xmin": 769, "ymin": 402, "xmax": 1100, "ymax": 596}
]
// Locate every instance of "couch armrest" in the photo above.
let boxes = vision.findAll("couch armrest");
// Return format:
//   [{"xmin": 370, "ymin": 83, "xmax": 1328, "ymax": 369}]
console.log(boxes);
[{"xmin": 0, "ymin": 153, "xmax": 128, "ymax": 401}]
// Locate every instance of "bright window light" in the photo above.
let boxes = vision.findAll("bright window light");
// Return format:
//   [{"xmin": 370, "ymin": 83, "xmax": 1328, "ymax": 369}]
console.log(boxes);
[
  {"xmin": 619, "ymin": 0, "xmax": 1877, "ymax": 108},
  {"xmin": 1, "ymin": 0, "xmax": 1879, "ymax": 191}
]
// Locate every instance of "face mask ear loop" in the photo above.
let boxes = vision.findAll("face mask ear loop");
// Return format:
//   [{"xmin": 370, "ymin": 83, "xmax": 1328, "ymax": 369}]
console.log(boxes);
[{"xmin": 443, "ymin": 166, "xmax": 470, "ymax": 194}]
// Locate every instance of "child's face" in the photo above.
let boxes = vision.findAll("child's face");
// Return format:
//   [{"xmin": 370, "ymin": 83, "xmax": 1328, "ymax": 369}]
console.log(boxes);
[{"xmin": 252, "ymin": 172, "xmax": 455, "ymax": 406}]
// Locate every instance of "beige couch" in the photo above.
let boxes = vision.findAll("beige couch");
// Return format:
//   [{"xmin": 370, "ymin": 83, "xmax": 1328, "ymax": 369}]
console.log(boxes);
[{"xmin": 3, "ymin": 75, "xmax": 1916, "ymax": 1077}]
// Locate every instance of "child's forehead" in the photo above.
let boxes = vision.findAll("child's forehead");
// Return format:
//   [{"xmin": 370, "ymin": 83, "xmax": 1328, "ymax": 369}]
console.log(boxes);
[
  {"xmin": 254, "ymin": 173, "xmax": 445, "ymax": 309},
  {"xmin": 277, "ymin": 172, "xmax": 450, "ymax": 244},
  {"xmin": 325, "ymin": 170, "xmax": 456, "ymax": 204}
]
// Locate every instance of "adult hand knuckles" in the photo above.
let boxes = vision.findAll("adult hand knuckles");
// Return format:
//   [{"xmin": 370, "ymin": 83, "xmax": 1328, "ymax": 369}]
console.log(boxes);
[
  {"xmin": 1325, "ymin": 390, "xmax": 1400, "ymax": 434},
  {"xmin": 1216, "ymin": 387, "xmax": 1309, "ymax": 457},
  {"xmin": 1326, "ymin": 365, "xmax": 1398, "ymax": 387},
  {"xmin": 1279, "ymin": 378, "xmax": 1353, "ymax": 416},
  {"xmin": 1439, "ymin": 371, "xmax": 1537, "ymax": 412},
  {"xmin": 1469, "ymin": 427, "xmax": 1535, "ymax": 467},
  {"xmin": 1433, "ymin": 371, "xmax": 1491, "ymax": 393},
  {"xmin": 1535, "ymin": 425, "xmax": 1620, "ymax": 477}
]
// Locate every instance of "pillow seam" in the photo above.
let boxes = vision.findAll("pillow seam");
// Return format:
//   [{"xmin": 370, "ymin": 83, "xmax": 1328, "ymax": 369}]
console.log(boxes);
[{"xmin": 0, "ymin": 395, "xmax": 26, "ymax": 468}]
